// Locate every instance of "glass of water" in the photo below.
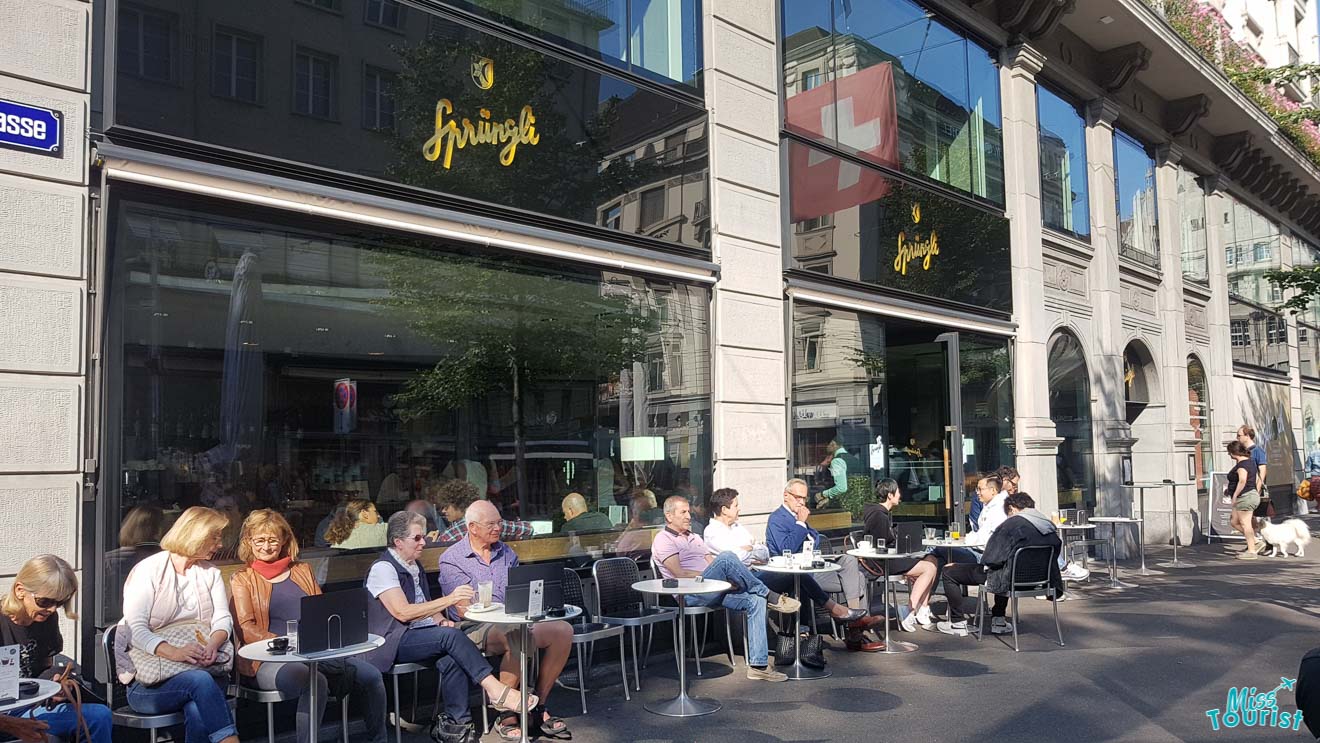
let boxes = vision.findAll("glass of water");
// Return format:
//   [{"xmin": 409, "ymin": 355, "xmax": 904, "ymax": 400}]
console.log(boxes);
[
  {"xmin": 286, "ymin": 620, "xmax": 298, "ymax": 651},
  {"xmin": 924, "ymin": 527, "xmax": 937, "ymax": 541},
  {"xmin": 478, "ymin": 580, "xmax": 494, "ymax": 608},
  {"xmin": 782, "ymin": 549, "xmax": 793, "ymax": 567}
]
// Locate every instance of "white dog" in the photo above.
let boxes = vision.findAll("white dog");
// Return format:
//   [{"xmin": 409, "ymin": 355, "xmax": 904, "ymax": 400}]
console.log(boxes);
[{"xmin": 1253, "ymin": 518, "xmax": 1312, "ymax": 557}]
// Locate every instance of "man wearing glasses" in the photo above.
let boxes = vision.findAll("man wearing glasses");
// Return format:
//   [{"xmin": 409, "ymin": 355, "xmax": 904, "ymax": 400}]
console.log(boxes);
[{"xmin": 438, "ymin": 501, "xmax": 574, "ymax": 740}]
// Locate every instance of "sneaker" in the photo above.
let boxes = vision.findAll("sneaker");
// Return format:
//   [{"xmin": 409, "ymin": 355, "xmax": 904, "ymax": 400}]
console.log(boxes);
[
  {"xmin": 767, "ymin": 594, "xmax": 802, "ymax": 614},
  {"xmin": 914, "ymin": 606, "xmax": 933, "ymax": 628},
  {"xmin": 897, "ymin": 605, "xmax": 918, "ymax": 633},
  {"xmin": 990, "ymin": 616, "xmax": 1014, "ymax": 635},
  {"xmin": 1236, "ymin": 550, "xmax": 1259, "ymax": 560},
  {"xmin": 1062, "ymin": 564, "xmax": 1090, "ymax": 581},
  {"xmin": 747, "ymin": 665, "xmax": 788, "ymax": 682},
  {"xmin": 1035, "ymin": 593, "xmax": 1070, "ymax": 602},
  {"xmin": 1255, "ymin": 542, "xmax": 1269, "ymax": 555},
  {"xmin": 936, "ymin": 620, "xmax": 968, "ymax": 637}
]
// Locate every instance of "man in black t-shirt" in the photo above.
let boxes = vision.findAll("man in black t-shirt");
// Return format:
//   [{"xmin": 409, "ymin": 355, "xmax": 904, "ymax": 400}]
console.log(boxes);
[{"xmin": 860, "ymin": 479, "xmax": 939, "ymax": 632}]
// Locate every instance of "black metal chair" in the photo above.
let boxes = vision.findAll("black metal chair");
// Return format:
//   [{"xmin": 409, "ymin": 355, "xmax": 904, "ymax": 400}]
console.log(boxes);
[
  {"xmin": 556, "ymin": 568, "xmax": 631, "ymax": 713},
  {"xmin": 972, "ymin": 545, "xmax": 1065, "ymax": 651},
  {"xmin": 235, "ymin": 668, "xmax": 351, "ymax": 743},
  {"xmin": 99, "ymin": 626, "xmax": 186, "ymax": 743},
  {"xmin": 646, "ymin": 557, "xmax": 739, "ymax": 676},
  {"xmin": 385, "ymin": 661, "xmax": 427, "ymax": 743},
  {"xmin": 590, "ymin": 557, "xmax": 677, "ymax": 691}
]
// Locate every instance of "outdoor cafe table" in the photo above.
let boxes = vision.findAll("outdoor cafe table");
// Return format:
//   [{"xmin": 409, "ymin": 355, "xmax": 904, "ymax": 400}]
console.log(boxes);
[
  {"xmin": 752, "ymin": 561, "xmax": 842, "ymax": 679},
  {"xmin": 465, "ymin": 604, "xmax": 583, "ymax": 740},
  {"xmin": 238, "ymin": 633, "xmax": 385, "ymax": 743},
  {"xmin": 631, "ymin": 579, "xmax": 731, "ymax": 717},
  {"xmin": 1056, "ymin": 523, "xmax": 1097, "ymax": 570},
  {"xmin": 0, "ymin": 678, "xmax": 60, "ymax": 715},
  {"xmin": 847, "ymin": 549, "xmax": 922, "ymax": 654},
  {"xmin": 1087, "ymin": 517, "xmax": 1142, "ymax": 590},
  {"xmin": 1121, "ymin": 483, "xmax": 1164, "ymax": 576}
]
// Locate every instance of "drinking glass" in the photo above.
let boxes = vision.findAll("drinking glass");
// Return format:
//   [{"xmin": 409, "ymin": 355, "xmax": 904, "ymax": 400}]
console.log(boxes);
[
  {"xmin": 782, "ymin": 549, "xmax": 793, "ymax": 567},
  {"xmin": 874, "ymin": 539, "xmax": 885, "ymax": 554},
  {"xmin": 478, "ymin": 580, "xmax": 494, "ymax": 608},
  {"xmin": 950, "ymin": 530, "xmax": 961, "ymax": 540},
  {"xmin": 924, "ymin": 527, "xmax": 937, "ymax": 541},
  {"xmin": 286, "ymin": 620, "xmax": 298, "ymax": 651}
]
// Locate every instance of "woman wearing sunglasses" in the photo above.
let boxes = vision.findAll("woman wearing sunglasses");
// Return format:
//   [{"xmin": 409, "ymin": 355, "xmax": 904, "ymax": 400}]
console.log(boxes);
[
  {"xmin": 230, "ymin": 509, "xmax": 389, "ymax": 743},
  {"xmin": 0, "ymin": 555, "xmax": 113, "ymax": 743}
]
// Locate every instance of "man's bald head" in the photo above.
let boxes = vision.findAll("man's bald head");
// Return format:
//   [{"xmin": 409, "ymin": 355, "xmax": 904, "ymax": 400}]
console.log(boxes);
[
  {"xmin": 464, "ymin": 499, "xmax": 502, "ymax": 547},
  {"xmin": 562, "ymin": 492, "xmax": 588, "ymax": 521}
]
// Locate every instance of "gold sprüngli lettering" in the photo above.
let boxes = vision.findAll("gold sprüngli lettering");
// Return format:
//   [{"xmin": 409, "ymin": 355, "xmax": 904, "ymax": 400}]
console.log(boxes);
[
  {"xmin": 421, "ymin": 99, "xmax": 541, "ymax": 169},
  {"xmin": 894, "ymin": 229, "xmax": 940, "ymax": 275}
]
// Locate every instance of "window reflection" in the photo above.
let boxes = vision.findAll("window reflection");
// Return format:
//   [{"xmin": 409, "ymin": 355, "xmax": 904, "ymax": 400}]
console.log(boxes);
[
  {"xmin": 1113, "ymin": 130, "xmax": 1159, "ymax": 268},
  {"xmin": 781, "ymin": 0, "xmax": 1004, "ymax": 204},
  {"xmin": 1187, "ymin": 356, "xmax": 1211, "ymax": 495},
  {"xmin": 101, "ymin": 187, "xmax": 712, "ymax": 620},
  {"xmin": 1179, "ymin": 168, "xmax": 1208, "ymax": 281},
  {"xmin": 1048, "ymin": 331, "xmax": 1094, "ymax": 511},
  {"xmin": 1036, "ymin": 86, "xmax": 1089, "ymax": 237}
]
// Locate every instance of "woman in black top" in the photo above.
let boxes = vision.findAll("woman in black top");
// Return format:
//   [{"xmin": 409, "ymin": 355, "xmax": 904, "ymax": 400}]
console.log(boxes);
[
  {"xmin": 860, "ymin": 479, "xmax": 939, "ymax": 631},
  {"xmin": 1225, "ymin": 441, "xmax": 1262, "ymax": 559}
]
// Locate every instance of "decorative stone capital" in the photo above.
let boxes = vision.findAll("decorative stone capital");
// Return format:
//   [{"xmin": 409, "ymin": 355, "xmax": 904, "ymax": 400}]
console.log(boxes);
[
  {"xmin": 1085, "ymin": 97, "xmax": 1121, "ymax": 128},
  {"xmin": 1211, "ymin": 131, "xmax": 1254, "ymax": 172},
  {"xmin": 1164, "ymin": 94, "xmax": 1211, "ymax": 137},
  {"xmin": 1197, "ymin": 173, "xmax": 1226, "ymax": 197},
  {"xmin": 1154, "ymin": 143, "xmax": 1183, "ymax": 167},
  {"xmin": 1096, "ymin": 42, "xmax": 1152, "ymax": 92},
  {"xmin": 1003, "ymin": 43, "xmax": 1047, "ymax": 76}
]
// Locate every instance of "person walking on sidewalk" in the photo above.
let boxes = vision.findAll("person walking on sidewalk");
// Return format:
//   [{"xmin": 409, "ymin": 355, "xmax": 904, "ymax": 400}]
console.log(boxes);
[{"xmin": 1225, "ymin": 441, "xmax": 1262, "ymax": 560}]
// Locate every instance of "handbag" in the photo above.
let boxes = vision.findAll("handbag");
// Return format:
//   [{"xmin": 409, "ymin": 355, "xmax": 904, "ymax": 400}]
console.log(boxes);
[
  {"xmin": 44, "ymin": 662, "xmax": 93, "ymax": 743},
  {"xmin": 128, "ymin": 620, "xmax": 233, "ymax": 687}
]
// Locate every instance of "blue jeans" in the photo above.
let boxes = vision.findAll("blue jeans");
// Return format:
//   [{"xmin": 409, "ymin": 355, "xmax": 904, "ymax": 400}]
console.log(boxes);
[
  {"xmin": 26, "ymin": 702, "xmax": 113, "ymax": 743},
  {"xmin": 395, "ymin": 625, "xmax": 493, "ymax": 723},
  {"xmin": 127, "ymin": 668, "xmax": 236, "ymax": 743},
  {"xmin": 685, "ymin": 552, "xmax": 771, "ymax": 666}
]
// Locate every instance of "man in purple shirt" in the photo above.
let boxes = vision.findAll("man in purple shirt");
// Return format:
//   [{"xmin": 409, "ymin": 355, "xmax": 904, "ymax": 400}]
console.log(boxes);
[
  {"xmin": 437, "ymin": 501, "xmax": 571, "ymax": 739},
  {"xmin": 652, "ymin": 496, "xmax": 801, "ymax": 682}
]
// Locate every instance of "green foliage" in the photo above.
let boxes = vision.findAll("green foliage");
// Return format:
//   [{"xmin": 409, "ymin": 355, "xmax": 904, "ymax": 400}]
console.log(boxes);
[
  {"xmin": 836, "ymin": 475, "xmax": 875, "ymax": 521},
  {"xmin": 1264, "ymin": 266, "xmax": 1320, "ymax": 315}
]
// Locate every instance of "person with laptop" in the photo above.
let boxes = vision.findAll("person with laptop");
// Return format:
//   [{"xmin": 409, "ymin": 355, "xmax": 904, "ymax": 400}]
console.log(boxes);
[
  {"xmin": 432, "ymin": 480, "xmax": 534, "ymax": 545},
  {"xmin": 437, "ymin": 501, "xmax": 573, "ymax": 741},
  {"xmin": 364, "ymin": 511, "xmax": 534, "ymax": 743},
  {"xmin": 860, "ymin": 479, "xmax": 940, "ymax": 632},
  {"xmin": 230, "ymin": 510, "xmax": 389, "ymax": 743}
]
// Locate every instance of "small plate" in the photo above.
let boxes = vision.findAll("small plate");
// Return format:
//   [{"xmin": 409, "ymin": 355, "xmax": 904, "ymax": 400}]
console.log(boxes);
[{"xmin": 467, "ymin": 602, "xmax": 503, "ymax": 614}]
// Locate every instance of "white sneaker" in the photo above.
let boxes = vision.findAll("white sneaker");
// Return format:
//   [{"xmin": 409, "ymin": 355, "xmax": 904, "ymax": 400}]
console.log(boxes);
[
  {"xmin": 1062, "ymin": 564, "xmax": 1090, "ymax": 581},
  {"xmin": 990, "ymin": 616, "xmax": 1014, "ymax": 635},
  {"xmin": 914, "ymin": 605, "xmax": 933, "ymax": 628},
  {"xmin": 897, "ymin": 605, "xmax": 918, "ymax": 633},
  {"xmin": 1035, "ymin": 593, "xmax": 1069, "ymax": 602},
  {"xmin": 936, "ymin": 620, "xmax": 968, "ymax": 637}
]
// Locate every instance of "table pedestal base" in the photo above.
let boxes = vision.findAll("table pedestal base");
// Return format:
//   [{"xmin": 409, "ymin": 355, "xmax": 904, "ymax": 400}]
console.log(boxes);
[
  {"xmin": 881, "ymin": 639, "xmax": 919, "ymax": 654},
  {"xmin": 646, "ymin": 695, "xmax": 721, "ymax": 717},
  {"xmin": 784, "ymin": 661, "xmax": 831, "ymax": 680},
  {"xmin": 1158, "ymin": 559, "xmax": 1196, "ymax": 569},
  {"xmin": 1132, "ymin": 566, "xmax": 1165, "ymax": 576}
]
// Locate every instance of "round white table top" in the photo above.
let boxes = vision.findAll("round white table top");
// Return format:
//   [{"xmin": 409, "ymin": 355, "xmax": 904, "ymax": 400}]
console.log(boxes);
[
  {"xmin": 465, "ymin": 604, "xmax": 583, "ymax": 625},
  {"xmin": 754, "ymin": 560, "xmax": 842, "ymax": 575},
  {"xmin": 1057, "ymin": 523, "xmax": 1098, "ymax": 530},
  {"xmin": 632, "ymin": 578, "xmax": 732, "ymax": 596},
  {"xmin": 922, "ymin": 538, "xmax": 968, "ymax": 547},
  {"xmin": 238, "ymin": 633, "xmax": 385, "ymax": 664},
  {"xmin": 845, "ymin": 549, "xmax": 924, "ymax": 560},
  {"xmin": 0, "ymin": 679, "xmax": 60, "ymax": 714},
  {"xmin": 1088, "ymin": 516, "xmax": 1143, "ymax": 523}
]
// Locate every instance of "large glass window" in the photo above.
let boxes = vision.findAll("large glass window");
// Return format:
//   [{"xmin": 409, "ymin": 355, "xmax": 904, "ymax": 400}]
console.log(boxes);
[
  {"xmin": 1187, "ymin": 356, "xmax": 1211, "ymax": 495},
  {"xmin": 1229, "ymin": 298, "xmax": 1289, "ymax": 371},
  {"xmin": 1048, "ymin": 330, "xmax": 1093, "ymax": 510},
  {"xmin": 452, "ymin": 0, "xmax": 703, "ymax": 88},
  {"xmin": 1114, "ymin": 130, "xmax": 1159, "ymax": 268},
  {"xmin": 786, "ymin": 139, "xmax": 1012, "ymax": 313},
  {"xmin": 1036, "ymin": 86, "xmax": 1089, "ymax": 237},
  {"xmin": 1220, "ymin": 195, "xmax": 1283, "ymax": 306},
  {"xmin": 1179, "ymin": 167, "xmax": 1208, "ymax": 282},
  {"xmin": 97, "ymin": 186, "xmax": 712, "ymax": 623},
  {"xmin": 790, "ymin": 303, "xmax": 1012, "ymax": 526},
  {"xmin": 781, "ymin": 0, "xmax": 1004, "ymax": 205}
]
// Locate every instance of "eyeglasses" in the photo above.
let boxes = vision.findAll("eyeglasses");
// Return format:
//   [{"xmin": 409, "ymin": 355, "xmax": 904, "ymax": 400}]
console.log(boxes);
[
  {"xmin": 407, "ymin": 534, "xmax": 427, "ymax": 543},
  {"xmin": 33, "ymin": 596, "xmax": 62, "ymax": 609},
  {"xmin": 785, "ymin": 491, "xmax": 807, "ymax": 501},
  {"xmin": 249, "ymin": 537, "xmax": 283, "ymax": 547},
  {"xmin": 472, "ymin": 520, "xmax": 501, "ymax": 530}
]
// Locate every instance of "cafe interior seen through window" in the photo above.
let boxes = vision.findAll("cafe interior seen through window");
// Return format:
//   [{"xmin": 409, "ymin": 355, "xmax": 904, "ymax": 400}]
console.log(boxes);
[{"xmin": 98, "ymin": 186, "xmax": 712, "ymax": 622}]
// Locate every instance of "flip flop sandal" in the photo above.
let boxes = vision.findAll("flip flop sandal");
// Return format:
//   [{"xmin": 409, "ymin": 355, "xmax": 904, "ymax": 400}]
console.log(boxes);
[
  {"xmin": 532, "ymin": 705, "xmax": 571, "ymax": 738},
  {"xmin": 494, "ymin": 712, "xmax": 523, "ymax": 742}
]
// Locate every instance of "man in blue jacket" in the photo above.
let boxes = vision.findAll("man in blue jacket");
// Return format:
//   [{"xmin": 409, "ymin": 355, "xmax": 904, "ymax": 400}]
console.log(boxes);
[{"xmin": 766, "ymin": 479, "xmax": 869, "ymax": 615}]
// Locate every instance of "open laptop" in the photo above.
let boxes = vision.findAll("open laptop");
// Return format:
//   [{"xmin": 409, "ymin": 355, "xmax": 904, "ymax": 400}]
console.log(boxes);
[
  {"xmin": 895, "ymin": 522, "xmax": 926, "ymax": 554},
  {"xmin": 298, "ymin": 589, "xmax": 368, "ymax": 657},
  {"xmin": 505, "ymin": 562, "xmax": 565, "ymax": 618}
]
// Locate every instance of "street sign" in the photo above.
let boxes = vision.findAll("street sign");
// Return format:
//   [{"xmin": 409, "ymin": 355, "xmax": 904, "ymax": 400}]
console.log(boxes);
[{"xmin": 0, "ymin": 98, "xmax": 62, "ymax": 157}]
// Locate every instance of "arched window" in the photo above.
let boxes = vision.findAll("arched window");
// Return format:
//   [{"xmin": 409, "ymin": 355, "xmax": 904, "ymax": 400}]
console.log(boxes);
[
  {"xmin": 1123, "ymin": 340, "xmax": 1159, "ymax": 423},
  {"xmin": 1049, "ymin": 331, "xmax": 1094, "ymax": 509},
  {"xmin": 1187, "ymin": 356, "xmax": 1210, "ymax": 494}
]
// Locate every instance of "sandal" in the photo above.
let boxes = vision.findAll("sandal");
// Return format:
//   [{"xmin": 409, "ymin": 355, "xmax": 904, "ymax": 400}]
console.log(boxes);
[
  {"xmin": 533, "ymin": 704, "xmax": 570, "ymax": 738},
  {"xmin": 494, "ymin": 712, "xmax": 523, "ymax": 742},
  {"xmin": 490, "ymin": 684, "xmax": 540, "ymax": 715}
]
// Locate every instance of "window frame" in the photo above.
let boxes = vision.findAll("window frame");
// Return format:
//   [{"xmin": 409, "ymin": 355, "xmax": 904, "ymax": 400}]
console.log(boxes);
[
  {"xmin": 118, "ymin": 4, "xmax": 179, "ymax": 84},
  {"xmin": 1112, "ymin": 129, "xmax": 1160, "ymax": 269},
  {"xmin": 360, "ymin": 64, "xmax": 397, "ymax": 131},
  {"xmin": 1035, "ymin": 83, "xmax": 1090, "ymax": 239},
  {"xmin": 292, "ymin": 46, "xmax": 340, "ymax": 121},
  {"xmin": 211, "ymin": 27, "xmax": 263, "ymax": 105},
  {"xmin": 363, "ymin": 0, "xmax": 406, "ymax": 31}
]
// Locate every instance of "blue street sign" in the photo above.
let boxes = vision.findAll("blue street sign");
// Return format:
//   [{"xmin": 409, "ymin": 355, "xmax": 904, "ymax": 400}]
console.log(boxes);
[{"xmin": 0, "ymin": 98, "xmax": 63, "ymax": 158}]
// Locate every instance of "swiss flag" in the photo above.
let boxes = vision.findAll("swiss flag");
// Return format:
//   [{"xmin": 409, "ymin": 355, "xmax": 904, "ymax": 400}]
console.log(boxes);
[{"xmin": 786, "ymin": 63, "xmax": 900, "ymax": 222}]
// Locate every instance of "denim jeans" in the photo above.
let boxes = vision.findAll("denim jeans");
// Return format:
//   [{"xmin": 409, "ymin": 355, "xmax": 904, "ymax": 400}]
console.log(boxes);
[
  {"xmin": 395, "ymin": 624, "xmax": 493, "ymax": 723},
  {"xmin": 685, "ymin": 552, "xmax": 771, "ymax": 666},
  {"xmin": 26, "ymin": 702, "xmax": 113, "ymax": 743},
  {"xmin": 253, "ymin": 656, "xmax": 387, "ymax": 743},
  {"xmin": 127, "ymin": 668, "xmax": 236, "ymax": 743}
]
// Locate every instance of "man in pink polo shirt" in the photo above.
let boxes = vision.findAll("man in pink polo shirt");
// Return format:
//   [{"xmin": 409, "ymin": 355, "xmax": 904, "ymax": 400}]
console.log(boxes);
[{"xmin": 652, "ymin": 496, "xmax": 800, "ymax": 682}]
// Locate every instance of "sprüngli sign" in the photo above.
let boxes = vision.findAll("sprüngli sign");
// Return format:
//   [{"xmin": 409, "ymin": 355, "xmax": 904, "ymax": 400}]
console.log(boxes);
[{"xmin": 422, "ymin": 56, "xmax": 540, "ymax": 169}]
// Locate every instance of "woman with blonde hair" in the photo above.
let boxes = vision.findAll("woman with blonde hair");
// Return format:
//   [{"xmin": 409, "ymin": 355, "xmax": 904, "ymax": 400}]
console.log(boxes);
[
  {"xmin": 119, "ymin": 506, "xmax": 238, "ymax": 743},
  {"xmin": 231, "ymin": 510, "xmax": 388, "ymax": 742},
  {"xmin": 325, "ymin": 498, "xmax": 387, "ymax": 549},
  {"xmin": 1, "ymin": 555, "xmax": 113, "ymax": 742}
]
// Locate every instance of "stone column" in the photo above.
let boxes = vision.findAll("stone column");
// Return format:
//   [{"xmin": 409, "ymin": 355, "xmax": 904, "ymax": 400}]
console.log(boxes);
[
  {"xmin": 0, "ymin": 0, "xmax": 92, "ymax": 657},
  {"xmin": 1000, "ymin": 44, "xmax": 1062, "ymax": 511},
  {"xmin": 1152, "ymin": 144, "xmax": 1199, "ymax": 545},
  {"xmin": 1201, "ymin": 181, "xmax": 1238, "ymax": 527},
  {"xmin": 1085, "ymin": 98, "xmax": 1137, "ymax": 554},
  {"xmin": 703, "ymin": 0, "xmax": 787, "ymax": 533}
]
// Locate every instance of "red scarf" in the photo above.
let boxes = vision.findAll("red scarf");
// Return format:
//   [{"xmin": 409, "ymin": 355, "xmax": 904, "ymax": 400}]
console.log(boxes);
[{"xmin": 251, "ymin": 556, "xmax": 293, "ymax": 581}]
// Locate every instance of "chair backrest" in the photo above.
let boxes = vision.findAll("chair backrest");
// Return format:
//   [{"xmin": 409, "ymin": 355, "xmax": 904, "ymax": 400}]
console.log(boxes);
[
  {"xmin": 561, "ymin": 568, "xmax": 592, "ymax": 623},
  {"xmin": 847, "ymin": 530, "xmax": 864, "ymax": 550},
  {"xmin": 1009, "ymin": 545, "xmax": 1058, "ymax": 590},
  {"xmin": 592, "ymin": 557, "xmax": 645, "ymax": 616}
]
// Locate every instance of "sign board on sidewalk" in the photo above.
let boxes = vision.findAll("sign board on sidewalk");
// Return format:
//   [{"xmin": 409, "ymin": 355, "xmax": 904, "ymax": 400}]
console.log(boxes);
[
  {"xmin": 0, "ymin": 99, "xmax": 62, "ymax": 157},
  {"xmin": 1207, "ymin": 473, "xmax": 1243, "ymax": 541}
]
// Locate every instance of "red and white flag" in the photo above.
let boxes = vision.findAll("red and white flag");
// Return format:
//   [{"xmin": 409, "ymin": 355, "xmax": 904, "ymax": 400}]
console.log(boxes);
[{"xmin": 786, "ymin": 63, "xmax": 900, "ymax": 222}]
